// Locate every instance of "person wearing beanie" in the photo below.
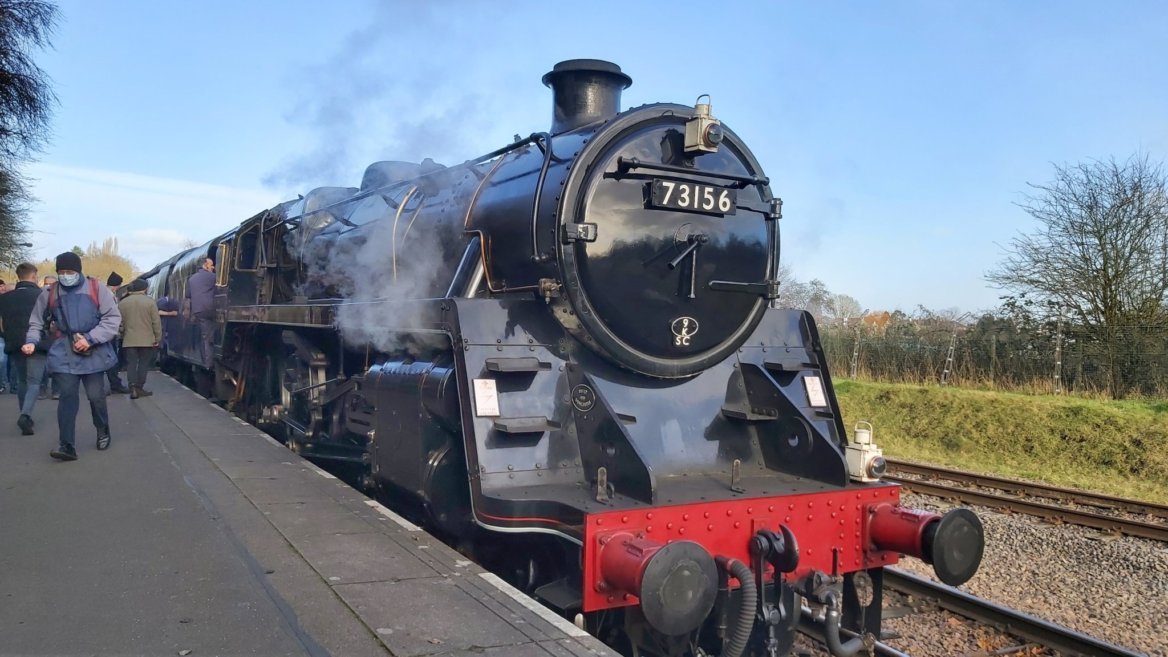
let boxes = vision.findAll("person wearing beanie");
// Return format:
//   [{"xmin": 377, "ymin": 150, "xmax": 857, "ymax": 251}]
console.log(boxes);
[
  {"xmin": 102, "ymin": 271, "xmax": 130, "ymax": 394},
  {"xmin": 117, "ymin": 279, "xmax": 161, "ymax": 399},
  {"xmin": 22, "ymin": 251, "xmax": 123, "ymax": 461},
  {"xmin": 54, "ymin": 251, "xmax": 82, "ymax": 275}
]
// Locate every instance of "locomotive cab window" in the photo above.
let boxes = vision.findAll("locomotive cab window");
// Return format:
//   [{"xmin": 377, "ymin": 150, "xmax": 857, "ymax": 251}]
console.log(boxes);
[
  {"xmin": 215, "ymin": 243, "xmax": 230, "ymax": 287},
  {"xmin": 235, "ymin": 227, "xmax": 259, "ymax": 272}
]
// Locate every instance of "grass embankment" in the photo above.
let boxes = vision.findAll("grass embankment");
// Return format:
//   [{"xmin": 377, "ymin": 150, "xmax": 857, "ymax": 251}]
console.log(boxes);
[{"xmin": 833, "ymin": 380, "xmax": 1168, "ymax": 504}]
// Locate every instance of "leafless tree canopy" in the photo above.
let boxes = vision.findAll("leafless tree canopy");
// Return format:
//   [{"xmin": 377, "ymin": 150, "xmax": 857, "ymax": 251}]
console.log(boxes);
[
  {"xmin": 0, "ymin": 0, "xmax": 57, "ymax": 162},
  {"xmin": 0, "ymin": 0, "xmax": 58, "ymax": 266},
  {"xmin": 988, "ymin": 154, "xmax": 1168, "ymax": 396},
  {"xmin": 989, "ymin": 155, "xmax": 1168, "ymax": 326},
  {"xmin": 777, "ymin": 263, "xmax": 865, "ymax": 325},
  {"xmin": 0, "ymin": 166, "xmax": 30, "ymax": 268}
]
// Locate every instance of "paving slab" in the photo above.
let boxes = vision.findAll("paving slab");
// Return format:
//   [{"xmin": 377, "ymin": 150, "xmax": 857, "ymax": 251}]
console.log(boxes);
[
  {"xmin": 0, "ymin": 375, "xmax": 614, "ymax": 657},
  {"xmin": 333, "ymin": 577, "xmax": 532, "ymax": 656},
  {"xmin": 292, "ymin": 530, "xmax": 441, "ymax": 584}
]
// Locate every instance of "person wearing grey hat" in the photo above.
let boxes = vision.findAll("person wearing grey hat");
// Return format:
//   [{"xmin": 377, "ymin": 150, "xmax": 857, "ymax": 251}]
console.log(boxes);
[
  {"xmin": 117, "ymin": 278, "xmax": 161, "ymax": 398},
  {"xmin": 22, "ymin": 252, "xmax": 122, "ymax": 461}
]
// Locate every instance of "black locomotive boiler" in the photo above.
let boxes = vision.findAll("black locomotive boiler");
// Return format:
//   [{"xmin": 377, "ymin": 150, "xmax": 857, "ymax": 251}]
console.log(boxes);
[{"xmin": 141, "ymin": 60, "xmax": 984, "ymax": 657}]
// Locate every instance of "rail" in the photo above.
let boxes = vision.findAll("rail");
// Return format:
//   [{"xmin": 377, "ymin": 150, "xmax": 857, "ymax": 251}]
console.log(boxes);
[
  {"xmin": 886, "ymin": 459, "xmax": 1168, "ymax": 517},
  {"xmin": 883, "ymin": 569, "xmax": 1145, "ymax": 657},
  {"xmin": 885, "ymin": 461, "xmax": 1168, "ymax": 543}
]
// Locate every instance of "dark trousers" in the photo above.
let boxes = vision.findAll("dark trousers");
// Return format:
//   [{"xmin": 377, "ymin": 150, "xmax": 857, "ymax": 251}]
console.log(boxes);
[
  {"xmin": 195, "ymin": 310, "xmax": 215, "ymax": 367},
  {"xmin": 7, "ymin": 351, "xmax": 23, "ymax": 403},
  {"xmin": 124, "ymin": 347, "xmax": 156, "ymax": 388},
  {"xmin": 106, "ymin": 340, "xmax": 125, "ymax": 388},
  {"xmin": 55, "ymin": 372, "xmax": 109, "ymax": 448}
]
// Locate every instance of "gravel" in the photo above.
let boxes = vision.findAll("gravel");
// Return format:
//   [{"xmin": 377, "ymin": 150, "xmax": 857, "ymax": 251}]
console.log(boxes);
[
  {"xmin": 887, "ymin": 491, "xmax": 1166, "ymax": 657},
  {"xmin": 793, "ymin": 491, "xmax": 1165, "ymax": 656}
]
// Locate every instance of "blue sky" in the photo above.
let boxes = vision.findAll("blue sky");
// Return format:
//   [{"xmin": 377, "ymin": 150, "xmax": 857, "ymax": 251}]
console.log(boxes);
[{"xmin": 21, "ymin": 0, "xmax": 1168, "ymax": 313}]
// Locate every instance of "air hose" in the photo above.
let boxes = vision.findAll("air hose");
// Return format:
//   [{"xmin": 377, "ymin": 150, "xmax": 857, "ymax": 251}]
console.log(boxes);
[
  {"xmin": 822, "ymin": 590, "xmax": 867, "ymax": 657},
  {"xmin": 715, "ymin": 556, "xmax": 756, "ymax": 657}
]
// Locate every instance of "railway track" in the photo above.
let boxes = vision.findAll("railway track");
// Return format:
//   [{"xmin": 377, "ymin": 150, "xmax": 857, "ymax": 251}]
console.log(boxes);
[
  {"xmin": 885, "ymin": 459, "xmax": 1168, "ymax": 543},
  {"xmin": 883, "ymin": 569, "xmax": 1145, "ymax": 657}
]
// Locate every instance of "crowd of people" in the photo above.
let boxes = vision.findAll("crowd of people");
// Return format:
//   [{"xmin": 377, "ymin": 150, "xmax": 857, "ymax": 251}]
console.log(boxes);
[{"xmin": 0, "ymin": 252, "xmax": 165, "ymax": 461}]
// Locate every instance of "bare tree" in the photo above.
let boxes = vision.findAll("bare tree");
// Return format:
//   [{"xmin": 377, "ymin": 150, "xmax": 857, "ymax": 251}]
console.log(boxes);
[
  {"xmin": 0, "ymin": 0, "xmax": 57, "ymax": 161},
  {"xmin": 0, "ymin": 0, "xmax": 59, "ymax": 265},
  {"xmin": 825, "ymin": 293, "xmax": 863, "ymax": 324},
  {"xmin": 987, "ymin": 154, "xmax": 1168, "ymax": 397},
  {"xmin": 0, "ymin": 167, "xmax": 30, "ymax": 268}
]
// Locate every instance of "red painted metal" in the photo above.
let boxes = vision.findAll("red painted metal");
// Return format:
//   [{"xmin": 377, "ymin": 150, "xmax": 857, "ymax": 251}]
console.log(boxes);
[
  {"xmin": 582, "ymin": 484, "xmax": 903, "ymax": 612},
  {"xmin": 868, "ymin": 503, "xmax": 942, "ymax": 560},
  {"xmin": 598, "ymin": 532, "xmax": 665, "ymax": 595}
]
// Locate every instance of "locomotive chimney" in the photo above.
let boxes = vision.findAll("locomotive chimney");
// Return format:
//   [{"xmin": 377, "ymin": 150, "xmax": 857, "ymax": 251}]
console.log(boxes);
[{"xmin": 542, "ymin": 59, "xmax": 632, "ymax": 134}]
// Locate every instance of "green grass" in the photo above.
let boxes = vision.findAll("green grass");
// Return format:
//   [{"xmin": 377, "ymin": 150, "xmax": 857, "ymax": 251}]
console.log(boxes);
[{"xmin": 833, "ymin": 380, "xmax": 1168, "ymax": 504}]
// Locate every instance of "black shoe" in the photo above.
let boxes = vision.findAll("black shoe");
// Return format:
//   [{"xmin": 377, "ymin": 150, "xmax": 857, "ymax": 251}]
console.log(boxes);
[
  {"xmin": 138, "ymin": 387, "xmax": 152, "ymax": 398},
  {"xmin": 130, "ymin": 386, "xmax": 139, "ymax": 400},
  {"xmin": 50, "ymin": 444, "xmax": 78, "ymax": 461},
  {"xmin": 110, "ymin": 385, "xmax": 130, "ymax": 394},
  {"xmin": 17, "ymin": 414, "xmax": 34, "ymax": 435},
  {"xmin": 96, "ymin": 430, "xmax": 111, "ymax": 451}
]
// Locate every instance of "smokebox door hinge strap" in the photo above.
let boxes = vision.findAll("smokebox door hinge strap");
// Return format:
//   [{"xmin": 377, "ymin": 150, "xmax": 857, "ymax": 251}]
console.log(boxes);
[
  {"xmin": 735, "ymin": 197, "xmax": 783, "ymax": 220},
  {"xmin": 614, "ymin": 157, "xmax": 769, "ymax": 189},
  {"xmin": 562, "ymin": 223, "xmax": 598, "ymax": 243},
  {"xmin": 708, "ymin": 279, "xmax": 780, "ymax": 300}
]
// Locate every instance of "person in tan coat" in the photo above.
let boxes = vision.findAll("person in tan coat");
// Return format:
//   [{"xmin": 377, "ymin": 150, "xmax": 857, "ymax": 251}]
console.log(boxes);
[{"xmin": 117, "ymin": 279, "xmax": 163, "ymax": 398}]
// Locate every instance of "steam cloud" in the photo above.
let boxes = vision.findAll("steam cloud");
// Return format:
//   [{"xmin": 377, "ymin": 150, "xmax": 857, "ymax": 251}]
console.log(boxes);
[
  {"xmin": 288, "ymin": 179, "xmax": 463, "ymax": 356},
  {"xmin": 263, "ymin": 3, "xmax": 522, "ymax": 193}
]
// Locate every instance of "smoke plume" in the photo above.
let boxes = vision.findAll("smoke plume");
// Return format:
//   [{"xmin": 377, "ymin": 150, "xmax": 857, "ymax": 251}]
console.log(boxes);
[{"xmin": 287, "ymin": 176, "xmax": 466, "ymax": 356}]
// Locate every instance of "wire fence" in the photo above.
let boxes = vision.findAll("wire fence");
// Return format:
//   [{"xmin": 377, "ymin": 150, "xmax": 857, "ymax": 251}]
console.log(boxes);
[{"xmin": 820, "ymin": 320, "xmax": 1168, "ymax": 399}]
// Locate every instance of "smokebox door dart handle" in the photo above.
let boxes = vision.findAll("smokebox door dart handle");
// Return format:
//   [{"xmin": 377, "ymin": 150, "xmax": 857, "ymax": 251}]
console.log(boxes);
[{"xmin": 667, "ymin": 233, "xmax": 708, "ymax": 270}]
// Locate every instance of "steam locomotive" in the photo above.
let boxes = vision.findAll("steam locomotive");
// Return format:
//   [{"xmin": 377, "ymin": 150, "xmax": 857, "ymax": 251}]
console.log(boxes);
[{"xmin": 140, "ymin": 60, "xmax": 984, "ymax": 657}]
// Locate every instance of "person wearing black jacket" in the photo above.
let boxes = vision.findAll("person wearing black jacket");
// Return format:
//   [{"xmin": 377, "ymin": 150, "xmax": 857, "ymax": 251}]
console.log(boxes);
[{"xmin": 0, "ymin": 263, "xmax": 46, "ymax": 434}]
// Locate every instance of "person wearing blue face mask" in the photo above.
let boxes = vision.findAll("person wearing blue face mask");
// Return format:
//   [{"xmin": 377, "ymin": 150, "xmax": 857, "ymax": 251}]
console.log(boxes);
[{"xmin": 22, "ymin": 252, "xmax": 122, "ymax": 461}]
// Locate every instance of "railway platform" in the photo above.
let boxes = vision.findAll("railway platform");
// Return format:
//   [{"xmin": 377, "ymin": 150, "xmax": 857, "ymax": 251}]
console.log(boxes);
[{"xmin": 0, "ymin": 376, "xmax": 611, "ymax": 657}]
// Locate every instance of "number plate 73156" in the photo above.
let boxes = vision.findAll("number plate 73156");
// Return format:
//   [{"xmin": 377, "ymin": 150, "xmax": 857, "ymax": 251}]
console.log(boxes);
[{"xmin": 648, "ymin": 179, "xmax": 737, "ymax": 216}]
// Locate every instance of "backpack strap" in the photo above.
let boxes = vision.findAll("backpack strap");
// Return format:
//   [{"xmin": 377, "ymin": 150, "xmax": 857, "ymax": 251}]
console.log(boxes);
[{"xmin": 47, "ymin": 282, "xmax": 57, "ymax": 310}]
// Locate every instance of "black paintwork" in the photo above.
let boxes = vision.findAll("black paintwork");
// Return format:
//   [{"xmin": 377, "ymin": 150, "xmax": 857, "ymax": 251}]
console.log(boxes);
[{"xmin": 450, "ymin": 299, "xmax": 852, "ymax": 537}]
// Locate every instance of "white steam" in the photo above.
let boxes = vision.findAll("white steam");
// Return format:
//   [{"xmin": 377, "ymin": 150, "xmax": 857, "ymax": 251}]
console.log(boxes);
[{"xmin": 289, "ymin": 186, "xmax": 458, "ymax": 356}]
